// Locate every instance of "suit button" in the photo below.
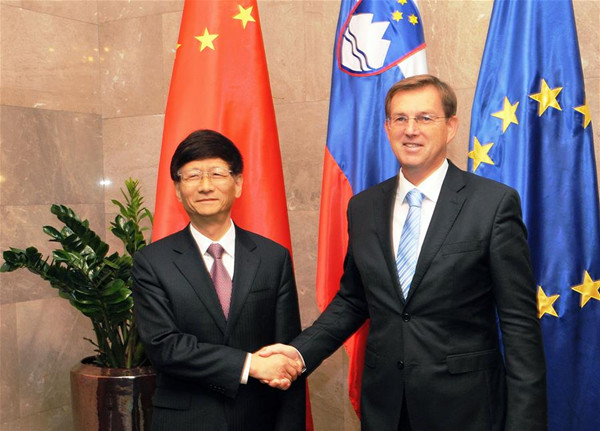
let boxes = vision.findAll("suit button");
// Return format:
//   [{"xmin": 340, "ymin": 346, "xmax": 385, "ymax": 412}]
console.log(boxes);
[
  {"xmin": 397, "ymin": 361, "xmax": 404, "ymax": 370},
  {"xmin": 402, "ymin": 312, "xmax": 411, "ymax": 322}
]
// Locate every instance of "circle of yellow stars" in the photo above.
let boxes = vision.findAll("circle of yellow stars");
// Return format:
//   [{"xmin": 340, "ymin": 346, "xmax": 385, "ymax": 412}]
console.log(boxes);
[
  {"xmin": 468, "ymin": 77, "xmax": 593, "ymax": 174},
  {"xmin": 468, "ymin": 77, "xmax": 597, "ymax": 320}
]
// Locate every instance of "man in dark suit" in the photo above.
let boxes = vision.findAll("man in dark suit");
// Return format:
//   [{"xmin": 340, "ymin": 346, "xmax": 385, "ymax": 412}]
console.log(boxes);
[
  {"xmin": 132, "ymin": 129, "xmax": 305, "ymax": 431},
  {"xmin": 261, "ymin": 75, "xmax": 547, "ymax": 430}
]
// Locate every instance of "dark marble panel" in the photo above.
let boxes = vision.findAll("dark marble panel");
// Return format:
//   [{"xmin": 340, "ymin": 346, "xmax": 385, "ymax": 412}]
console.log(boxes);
[
  {"xmin": 21, "ymin": 0, "xmax": 98, "ymax": 23},
  {"xmin": 102, "ymin": 114, "xmax": 164, "ymax": 215},
  {"xmin": 308, "ymin": 348, "xmax": 350, "ymax": 431},
  {"xmin": 0, "ymin": 404, "xmax": 73, "ymax": 431},
  {"xmin": 342, "ymin": 351, "xmax": 361, "ymax": 430},
  {"xmin": 301, "ymin": 0, "xmax": 339, "ymax": 103},
  {"xmin": 573, "ymin": 0, "xmax": 599, "ymax": 81},
  {"xmin": 0, "ymin": 303, "xmax": 19, "ymax": 423},
  {"xmin": 288, "ymin": 210, "xmax": 320, "ymax": 328},
  {"xmin": 99, "ymin": 14, "xmax": 168, "ymax": 118},
  {"xmin": 0, "ymin": 106, "xmax": 103, "ymax": 206},
  {"xmin": 276, "ymin": 100, "xmax": 328, "ymax": 213},
  {"xmin": 16, "ymin": 297, "xmax": 94, "ymax": 416},
  {"xmin": 0, "ymin": 5, "xmax": 100, "ymax": 113},
  {"xmin": 98, "ymin": 0, "xmax": 183, "ymax": 23},
  {"xmin": 259, "ymin": 0, "xmax": 306, "ymax": 104}
]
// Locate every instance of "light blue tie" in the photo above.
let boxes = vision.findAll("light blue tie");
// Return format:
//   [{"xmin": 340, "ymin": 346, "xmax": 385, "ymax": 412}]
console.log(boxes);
[{"xmin": 396, "ymin": 189, "xmax": 424, "ymax": 300}]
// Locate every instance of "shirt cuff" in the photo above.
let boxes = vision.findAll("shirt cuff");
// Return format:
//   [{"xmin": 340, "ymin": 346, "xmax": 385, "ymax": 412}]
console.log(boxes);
[
  {"xmin": 240, "ymin": 352, "xmax": 251, "ymax": 384},
  {"xmin": 293, "ymin": 347, "xmax": 307, "ymax": 373}
]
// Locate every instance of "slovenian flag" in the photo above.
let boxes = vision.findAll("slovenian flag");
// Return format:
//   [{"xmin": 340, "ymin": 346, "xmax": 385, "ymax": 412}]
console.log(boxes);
[{"xmin": 317, "ymin": 0, "xmax": 427, "ymax": 416}]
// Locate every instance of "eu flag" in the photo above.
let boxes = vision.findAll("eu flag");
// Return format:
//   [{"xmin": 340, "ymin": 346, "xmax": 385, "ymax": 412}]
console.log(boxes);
[
  {"xmin": 317, "ymin": 0, "xmax": 427, "ymax": 415},
  {"xmin": 469, "ymin": 1, "xmax": 600, "ymax": 430}
]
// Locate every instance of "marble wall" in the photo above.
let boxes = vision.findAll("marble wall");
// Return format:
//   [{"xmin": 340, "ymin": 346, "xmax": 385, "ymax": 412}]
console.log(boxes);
[
  {"xmin": 0, "ymin": 1, "xmax": 598, "ymax": 430},
  {"xmin": 1, "ymin": 1, "xmax": 104, "ymax": 429}
]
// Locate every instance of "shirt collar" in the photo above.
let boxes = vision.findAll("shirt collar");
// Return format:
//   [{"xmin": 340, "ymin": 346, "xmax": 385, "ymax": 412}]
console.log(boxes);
[
  {"xmin": 397, "ymin": 159, "xmax": 448, "ymax": 204},
  {"xmin": 189, "ymin": 221, "xmax": 236, "ymax": 257}
]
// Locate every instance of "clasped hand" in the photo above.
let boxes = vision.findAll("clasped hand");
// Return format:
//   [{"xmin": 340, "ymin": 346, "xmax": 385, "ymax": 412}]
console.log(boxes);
[{"xmin": 249, "ymin": 344, "xmax": 302, "ymax": 390}]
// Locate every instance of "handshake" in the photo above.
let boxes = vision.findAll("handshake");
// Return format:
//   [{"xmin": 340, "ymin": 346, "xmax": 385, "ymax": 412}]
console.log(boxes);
[{"xmin": 249, "ymin": 344, "xmax": 303, "ymax": 390}]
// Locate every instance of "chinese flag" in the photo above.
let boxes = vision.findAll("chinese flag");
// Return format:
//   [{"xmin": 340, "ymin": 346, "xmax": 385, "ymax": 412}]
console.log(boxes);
[
  {"xmin": 153, "ymin": 1, "xmax": 313, "ymax": 428},
  {"xmin": 154, "ymin": 0, "xmax": 290, "ymax": 250}
]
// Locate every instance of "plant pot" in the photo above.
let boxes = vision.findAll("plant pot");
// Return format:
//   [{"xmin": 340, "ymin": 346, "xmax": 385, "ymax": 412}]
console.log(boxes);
[{"xmin": 70, "ymin": 357, "xmax": 155, "ymax": 431}]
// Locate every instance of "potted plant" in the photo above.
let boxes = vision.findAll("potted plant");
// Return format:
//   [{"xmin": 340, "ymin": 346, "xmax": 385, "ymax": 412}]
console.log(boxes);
[{"xmin": 1, "ymin": 178, "xmax": 155, "ymax": 431}]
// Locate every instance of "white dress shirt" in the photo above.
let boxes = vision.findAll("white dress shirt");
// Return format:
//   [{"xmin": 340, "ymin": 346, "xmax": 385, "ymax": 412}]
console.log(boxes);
[
  {"xmin": 189, "ymin": 221, "xmax": 236, "ymax": 279},
  {"xmin": 188, "ymin": 222, "xmax": 252, "ymax": 384},
  {"xmin": 392, "ymin": 160, "xmax": 449, "ymax": 259}
]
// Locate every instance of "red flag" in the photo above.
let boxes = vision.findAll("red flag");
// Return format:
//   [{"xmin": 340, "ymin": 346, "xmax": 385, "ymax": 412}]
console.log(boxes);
[
  {"xmin": 154, "ymin": 1, "xmax": 312, "ymax": 428},
  {"xmin": 316, "ymin": 150, "xmax": 370, "ymax": 415},
  {"xmin": 154, "ymin": 0, "xmax": 289, "ymax": 248}
]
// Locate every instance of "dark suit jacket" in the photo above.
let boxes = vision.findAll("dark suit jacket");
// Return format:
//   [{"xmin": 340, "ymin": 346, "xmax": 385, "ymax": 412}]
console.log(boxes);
[
  {"xmin": 292, "ymin": 162, "xmax": 547, "ymax": 431},
  {"xmin": 132, "ymin": 225, "xmax": 305, "ymax": 431}
]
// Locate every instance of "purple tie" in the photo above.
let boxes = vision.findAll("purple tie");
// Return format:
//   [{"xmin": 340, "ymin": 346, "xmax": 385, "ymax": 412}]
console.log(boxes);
[{"xmin": 207, "ymin": 243, "xmax": 232, "ymax": 318}]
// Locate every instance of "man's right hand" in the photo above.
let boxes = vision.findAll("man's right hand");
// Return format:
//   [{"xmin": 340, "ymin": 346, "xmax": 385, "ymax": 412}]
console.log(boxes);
[
  {"xmin": 254, "ymin": 344, "xmax": 304, "ymax": 390},
  {"xmin": 249, "ymin": 352, "xmax": 302, "ymax": 390}
]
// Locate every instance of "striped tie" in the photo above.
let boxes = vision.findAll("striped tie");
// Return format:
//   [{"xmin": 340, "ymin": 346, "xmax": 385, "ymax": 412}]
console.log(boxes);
[{"xmin": 396, "ymin": 189, "xmax": 424, "ymax": 300}]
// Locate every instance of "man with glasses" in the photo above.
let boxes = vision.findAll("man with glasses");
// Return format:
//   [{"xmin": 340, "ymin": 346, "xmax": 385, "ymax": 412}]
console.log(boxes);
[
  {"xmin": 261, "ymin": 75, "xmax": 547, "ymax": 430},
  {"xmin": 132, "ymin": 129, "xmax": 305, "ymax": 431}
]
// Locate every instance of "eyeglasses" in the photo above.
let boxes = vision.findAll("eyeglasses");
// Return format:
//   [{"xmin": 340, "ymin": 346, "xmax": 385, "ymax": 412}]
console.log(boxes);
[
  {"xmin": 387, "ymin": 114, "xmax": 447, "ymax": 129},
  {"xmin": 178, "ymin": 167, "xmax": 233, "ymax": 184}
]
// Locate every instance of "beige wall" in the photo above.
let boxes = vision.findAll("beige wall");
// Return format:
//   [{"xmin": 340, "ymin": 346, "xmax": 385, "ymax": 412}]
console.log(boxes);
[{"xmin": 1, "ymin": 0, "xmax": 598, "ymax": 429}]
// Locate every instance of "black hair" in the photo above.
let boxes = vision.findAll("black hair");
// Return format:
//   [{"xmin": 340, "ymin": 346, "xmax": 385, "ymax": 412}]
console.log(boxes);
[{"xmin": 170, "ymin": 129, "xmax": 244, "ymax": 181}]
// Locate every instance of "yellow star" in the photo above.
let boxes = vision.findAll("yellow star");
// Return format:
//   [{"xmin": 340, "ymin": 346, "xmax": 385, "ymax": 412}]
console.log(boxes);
[
  {"xmin": 574, "ymin": 100, "xmax": 592, "ymax": 129},
  {"xmin": 398, "ymin": 0, "xmax": 408, "ymax": 5},
  {"xmin": 468, "ymin": 137, "xmax": 495, "ymax": 173},
  {"xmin": 491, "ymin": 97, "xmax": 519, "ymax": 133},
  {"xmin": 233, "ymin": 5, "xmax": 255, "ymax": 29},
  {"xmin": 408, "ymin": 14, "xmax": 419, "ymax": 25},
  {"xmin": 529, "ymin": 79, "xmax": 562, "ymax": 116},
  {"xmin": 195, "ymin": 28, "xmax": 218, "ymax": 52},
  {"xmin": 537, "ymin": 286, "xmax": 559, "ymax": 319},
  {"xmin": 572, "ymin": 270, "xmax": 600, "ymax": 308},
  {"xmin": 392, "ymin": 11, "xmax": 403, "ymax": 22}
]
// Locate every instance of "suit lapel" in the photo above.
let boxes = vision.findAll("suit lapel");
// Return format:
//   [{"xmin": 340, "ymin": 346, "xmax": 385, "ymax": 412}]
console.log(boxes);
[
  {"xmin": 225, "ymin": 226, "xmax": 260, "ymax": 342},
  {"xmin": 406, "ymin": 162, "xmax": 466, "ymax": 302},
  {"xmin": 374, "ymin": 176, "xmax": 406, "ymax": 305},
  {"xmin": 171, "ymin": 227, "xmax": 227, "ymax": 334}
]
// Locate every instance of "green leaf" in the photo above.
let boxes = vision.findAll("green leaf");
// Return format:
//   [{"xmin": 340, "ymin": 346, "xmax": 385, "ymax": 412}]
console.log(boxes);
[
  {"xmin": 43, "ymin": 226, "xmax": 63, "ymax": 241},
  {"xmin": 100, "ymin": 279, "xmax": 126, "ymax": 296}
]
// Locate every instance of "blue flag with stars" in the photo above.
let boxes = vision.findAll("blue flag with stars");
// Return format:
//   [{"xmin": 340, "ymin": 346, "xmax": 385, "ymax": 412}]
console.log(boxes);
[{"xmin": 469, "ymin": 1, "xmax": 600, "ymax": 430}]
